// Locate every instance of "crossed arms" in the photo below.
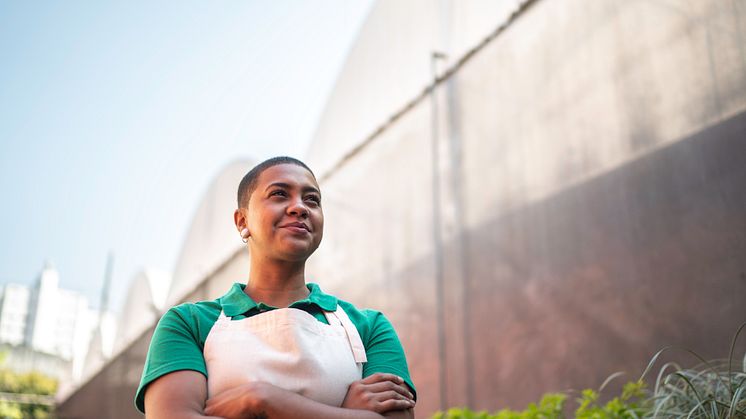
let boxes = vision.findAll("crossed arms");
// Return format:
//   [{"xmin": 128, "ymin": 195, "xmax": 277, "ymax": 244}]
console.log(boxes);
[{"xmin": 144, "ymin": 370, "xmax": 415, "ymax": 419}]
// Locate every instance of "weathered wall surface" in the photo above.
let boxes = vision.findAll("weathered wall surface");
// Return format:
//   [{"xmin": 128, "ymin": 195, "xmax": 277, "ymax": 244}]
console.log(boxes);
[
  {"xmin": 306, "ymin": 0, "xmax": 746, "ymax": 415},
  {"xmin": 307, "ymin": 0, "xmax": 528, "ymax": 176}
]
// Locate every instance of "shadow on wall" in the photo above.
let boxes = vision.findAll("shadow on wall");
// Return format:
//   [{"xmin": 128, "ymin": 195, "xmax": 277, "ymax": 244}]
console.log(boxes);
[{"xmin": 396, "ymin": 109, "xmax": 746, "ymax": 413}]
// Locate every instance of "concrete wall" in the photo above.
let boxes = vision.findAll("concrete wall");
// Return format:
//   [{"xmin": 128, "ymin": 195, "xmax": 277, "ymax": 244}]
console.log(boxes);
[
  {"xmin": 306, "ymin": 0, "xmax": 746, "ymax": 415},
  {"xmin": 307, "ymin": 0, "xmax": 528, "ymax": 176}
]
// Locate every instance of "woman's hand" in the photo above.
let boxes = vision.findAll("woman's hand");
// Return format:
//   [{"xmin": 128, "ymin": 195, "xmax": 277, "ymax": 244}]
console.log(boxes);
[
  {"xmin": 204, "ymin": 381, "xmax": 284, "ymax": 419},
  {"xmin": 341, "ymin": 373, "xmax": 416, "ymax": 414},
  {"xmin": 156, "ymin": 374, "xmax": 415, "ymax": 419}
]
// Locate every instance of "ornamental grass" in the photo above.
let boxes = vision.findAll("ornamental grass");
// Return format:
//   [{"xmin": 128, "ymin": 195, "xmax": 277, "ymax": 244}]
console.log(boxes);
[{"xmin": 431, "ymin": 324, "xmax": 746, "ymax": 419}]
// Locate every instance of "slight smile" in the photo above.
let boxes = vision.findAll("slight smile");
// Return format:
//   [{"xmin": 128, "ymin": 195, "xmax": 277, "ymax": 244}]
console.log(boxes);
[{"xmin": 280, "ymin": 222, "xmax": 310, "ymax": 234}]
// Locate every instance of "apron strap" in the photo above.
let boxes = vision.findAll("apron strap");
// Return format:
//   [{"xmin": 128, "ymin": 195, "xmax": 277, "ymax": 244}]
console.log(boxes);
[{"xmin": 325, "ymin": 307, "xmax": 368, "ymax": 364}]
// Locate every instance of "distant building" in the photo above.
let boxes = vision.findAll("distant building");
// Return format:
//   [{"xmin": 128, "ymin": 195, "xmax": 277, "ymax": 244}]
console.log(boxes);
[
  {"xmin": 24, "ymin": 262, "xmax": 91, "ymax": 363},
  {"xmin": 0, "ymin": 262, "xmax": 115, "ymax": 384},
  {"xmin": 0, "ymin": 283, "xmax": 30, "ymax": 346}
]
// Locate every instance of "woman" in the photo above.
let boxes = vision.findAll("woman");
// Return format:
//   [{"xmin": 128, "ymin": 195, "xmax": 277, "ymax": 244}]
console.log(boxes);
[{"xmin": 136, "ymin": 157, "xmax": 416, "ymax": 418}]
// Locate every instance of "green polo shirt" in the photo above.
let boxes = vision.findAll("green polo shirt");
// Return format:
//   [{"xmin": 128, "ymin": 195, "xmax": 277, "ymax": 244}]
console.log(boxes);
[{"xmin": 135, "ymin": 282, "xmax": 415, "ymax": 413}]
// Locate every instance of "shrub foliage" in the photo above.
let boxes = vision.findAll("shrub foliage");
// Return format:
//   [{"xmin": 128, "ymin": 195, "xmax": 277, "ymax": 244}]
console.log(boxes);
[
  {"xmin": 431, "ymin": 324, "xmax": 746, "ymax": 419},
  {"xmin": 0, "ymin": 352, "xmax": 58, "ymax": 419}
]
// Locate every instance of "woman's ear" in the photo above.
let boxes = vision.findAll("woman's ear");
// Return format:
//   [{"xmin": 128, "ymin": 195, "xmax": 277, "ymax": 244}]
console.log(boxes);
[{"xmin": 234, "ymin": 209, "xmax": 250, "ymax": 239}]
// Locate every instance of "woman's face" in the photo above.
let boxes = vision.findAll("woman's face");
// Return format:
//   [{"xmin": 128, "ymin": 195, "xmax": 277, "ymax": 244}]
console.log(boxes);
[{"xmin": 243, "ymin": 163, "xmax": 323, "ymax": 262}]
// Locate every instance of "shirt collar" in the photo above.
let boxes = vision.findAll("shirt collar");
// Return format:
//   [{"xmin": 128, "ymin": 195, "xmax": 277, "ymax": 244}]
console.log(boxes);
[{"xmin": 219, "ymin": 282, "xmax": 338, "ymax": 317}]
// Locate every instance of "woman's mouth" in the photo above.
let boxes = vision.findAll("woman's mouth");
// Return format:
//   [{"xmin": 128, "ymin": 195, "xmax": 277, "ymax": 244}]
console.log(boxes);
[{"xmin": 280, "ymin": 222, "xmax": 310, "ymax": 234}]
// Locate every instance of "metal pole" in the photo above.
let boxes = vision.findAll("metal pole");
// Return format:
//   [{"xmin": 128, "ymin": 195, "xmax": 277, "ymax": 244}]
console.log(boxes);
[
  {"xmin": 430, "ymin": 50, "xmax": 448, "ymax": 411},
  {"xmin": 99, "ymin": 251, "xmax": 114, "ymax": 322}
]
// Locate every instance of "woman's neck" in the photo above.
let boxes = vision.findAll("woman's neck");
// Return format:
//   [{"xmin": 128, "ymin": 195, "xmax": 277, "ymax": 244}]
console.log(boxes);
[{"xmin": 245, "ymin": 257, "xmax": 309, "ymax": 308}]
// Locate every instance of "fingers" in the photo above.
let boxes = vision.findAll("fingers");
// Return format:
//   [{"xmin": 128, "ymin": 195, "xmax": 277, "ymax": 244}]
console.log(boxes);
[
  {"xmin": 366, "ymin": 381, "xmax": 414, "ymax": 400},
  {"xmin": 358, "ymin": 373, "xmax": 414, "ymax": 401},
  {"xmin": 376, "ymin": 397, "xmax": 416, "ymax": 413},
  {"xmin": 343, "ymin": 373, "xmax": 416, "ymax": 413},
  {"xmin": 360, "ymin": 372, "xmax": 405, "ymax": 385},
  {"xmin": 203, "ymin": 397, "xmax": 223, "ymax": 416}
]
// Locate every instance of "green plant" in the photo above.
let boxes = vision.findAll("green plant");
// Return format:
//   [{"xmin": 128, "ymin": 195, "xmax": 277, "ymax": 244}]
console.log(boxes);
[
  {"xmin": 575, "ymin": 379, "xmax": 648, "ymax": 418},
  {"xmin": 0, "ymin": 352, "xmax": 58, "ymax": 419},
  {"xmin": 640, "ymin": 324, "xmax": 746, "ymax": 418},
  {"xmin": 431, "ymin": 324, "xmax": 746, "ymax": 419},
  {"xmin": 431, "ymin": 392, "xmax": 566, "ymax": 419}
]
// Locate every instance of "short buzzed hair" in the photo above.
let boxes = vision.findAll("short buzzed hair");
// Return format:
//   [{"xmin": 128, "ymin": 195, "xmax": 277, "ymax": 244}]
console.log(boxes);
[{"xmin": 237, "ymin": 156, "xmax": 316, "ymax": 208}]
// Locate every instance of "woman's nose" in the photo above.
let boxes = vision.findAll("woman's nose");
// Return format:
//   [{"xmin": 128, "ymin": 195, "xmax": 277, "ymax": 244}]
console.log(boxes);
[{"xmin": 287, "ymin": 198, "xmax": 309, "ymax": 217}]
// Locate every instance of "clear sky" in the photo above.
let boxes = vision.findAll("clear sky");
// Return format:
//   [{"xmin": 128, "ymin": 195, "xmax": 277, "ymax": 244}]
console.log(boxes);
[{"xmin": 0, "ymin": 1, "xmax": 373, "ymax": 312}]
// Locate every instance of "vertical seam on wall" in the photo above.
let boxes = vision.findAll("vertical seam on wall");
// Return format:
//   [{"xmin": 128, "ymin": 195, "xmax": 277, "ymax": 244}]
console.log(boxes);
[{"xmin": 318, "ymin": 0, "xmax": 541, "ymax": 184}]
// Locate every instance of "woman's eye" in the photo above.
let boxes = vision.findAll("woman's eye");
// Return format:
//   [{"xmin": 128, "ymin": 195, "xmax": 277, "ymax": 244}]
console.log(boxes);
[
  {"xmin": 270, "ymin": 190, "xmax": 287, "ymax": 197},
  {"xmin": 305, "ymin": 195, "xmax": 321, "ymax": 205}
]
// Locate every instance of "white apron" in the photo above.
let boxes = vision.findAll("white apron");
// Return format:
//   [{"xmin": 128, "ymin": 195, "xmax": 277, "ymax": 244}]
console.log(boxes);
[{"xmin": 204, "ymin": 305, "xmax": 367, "ymax": 407}]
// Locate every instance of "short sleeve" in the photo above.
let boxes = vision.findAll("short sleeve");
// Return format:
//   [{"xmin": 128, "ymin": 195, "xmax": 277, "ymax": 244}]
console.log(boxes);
[
  {"xmin": 361, "ymin": 311, "xmax": 417, "ymax": 400},
  {"xmin": 134, "ymin": 306, "xmax": 208, "ymax": 413}
]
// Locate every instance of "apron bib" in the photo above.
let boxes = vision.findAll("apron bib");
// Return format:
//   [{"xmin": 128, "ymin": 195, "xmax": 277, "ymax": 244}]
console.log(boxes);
[{"xmin": 204, "ymin": 305, "xmax": 367, "ymax": 407}]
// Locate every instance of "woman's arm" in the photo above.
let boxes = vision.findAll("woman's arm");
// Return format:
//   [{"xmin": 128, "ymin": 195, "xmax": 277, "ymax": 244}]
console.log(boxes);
[
  {"xmin": 205, "ymin": 380, "xmax": 414, "ymax": 419},
  {"xmin": 145, "ymin": 370, "xmax": 414, "ymax": 419},
  {"xmin": 144, "ymin": 370, "xmax": 221, "ymax": 419}
]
